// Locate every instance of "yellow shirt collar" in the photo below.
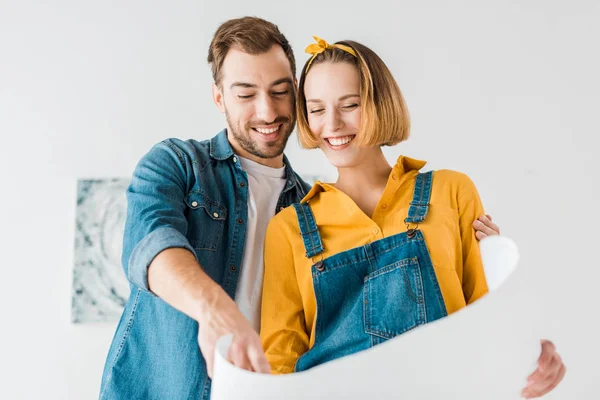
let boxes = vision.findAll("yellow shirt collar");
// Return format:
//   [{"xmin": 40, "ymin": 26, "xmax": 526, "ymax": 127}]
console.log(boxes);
[{"xmin": 301, "ymin": 155, "xmax": 427, "ymax": 203}]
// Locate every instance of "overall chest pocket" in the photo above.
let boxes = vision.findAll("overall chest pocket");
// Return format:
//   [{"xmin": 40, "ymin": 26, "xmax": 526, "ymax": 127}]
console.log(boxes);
[
  {"xmin": 184, "ymin": 191, "xmax": 227, "ymax": 252},
  {"xmin": 363, "ymin": 257, "xmax": 426, "ymax": 340}
]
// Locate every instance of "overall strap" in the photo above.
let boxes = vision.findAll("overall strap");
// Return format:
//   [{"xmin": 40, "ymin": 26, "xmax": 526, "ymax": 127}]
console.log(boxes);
[
  {"xmin": 405, "ymin": 171, "xmax": 434, "ymax": 224},
  {"xmin": 292, "ymin": 203, "xmax": 325, "ymax": 259}
]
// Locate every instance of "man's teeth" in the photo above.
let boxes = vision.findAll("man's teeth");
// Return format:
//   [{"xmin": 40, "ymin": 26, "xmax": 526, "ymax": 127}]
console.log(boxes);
[
  {"xmin": 328, "ymin": 136, "xmax": 354, "ymax": 146},
  {"xmin": 255, "ymin": 126, "xmax": 279, "ymax": 134}
]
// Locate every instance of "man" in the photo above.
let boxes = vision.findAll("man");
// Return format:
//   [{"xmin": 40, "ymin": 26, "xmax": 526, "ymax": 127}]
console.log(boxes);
[{"xmin": 99, "ymin": 16, "xmax": 562, "ymax": 400}]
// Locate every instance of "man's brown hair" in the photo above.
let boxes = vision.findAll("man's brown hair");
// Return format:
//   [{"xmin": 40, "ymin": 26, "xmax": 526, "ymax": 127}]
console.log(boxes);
[{"xmin": 207, "ymin": 17, "xmax": 296, "ymax": 86}]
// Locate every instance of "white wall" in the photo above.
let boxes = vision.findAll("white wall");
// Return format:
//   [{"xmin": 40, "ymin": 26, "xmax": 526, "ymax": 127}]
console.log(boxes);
[{"xmin": 1, "ymin": 0, "xmax": 598, "ymax": 398}]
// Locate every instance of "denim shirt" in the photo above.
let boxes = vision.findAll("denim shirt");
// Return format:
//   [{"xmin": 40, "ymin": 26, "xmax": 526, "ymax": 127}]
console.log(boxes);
[{"xmin": 99, "ymin": 130, "xmax": 310, "ymax": 400}]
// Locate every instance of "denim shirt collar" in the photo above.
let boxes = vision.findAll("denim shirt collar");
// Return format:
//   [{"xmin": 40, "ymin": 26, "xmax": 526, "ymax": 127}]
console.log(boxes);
[
  {"xmin": 281, "ymin": 154, "xmax": 307, "ymax": 198},
  {"xmin": 209, "ymin": 129, "xmax": 234, "ymax": 160},
  {"xmin": 209, "ymin": 128, "xmax": 307, "ymax": 198}
]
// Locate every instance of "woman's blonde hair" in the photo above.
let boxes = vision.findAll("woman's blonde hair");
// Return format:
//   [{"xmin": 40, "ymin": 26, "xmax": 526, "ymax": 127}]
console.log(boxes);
[{"xmin": 296, "ymin": 40, "xmax": 410, "ymax": 149}]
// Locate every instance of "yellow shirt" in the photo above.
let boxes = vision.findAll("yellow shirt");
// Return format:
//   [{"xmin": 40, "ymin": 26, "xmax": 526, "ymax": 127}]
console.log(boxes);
[{"xmin": 260, "ymin": 156, "xmax": 489, "ymax": 374}]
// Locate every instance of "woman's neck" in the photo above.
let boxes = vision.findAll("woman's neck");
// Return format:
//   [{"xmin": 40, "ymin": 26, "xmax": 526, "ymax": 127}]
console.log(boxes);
[{"xmin": 334, "ymin": 149, "xmax": 392, "ymax": 217}]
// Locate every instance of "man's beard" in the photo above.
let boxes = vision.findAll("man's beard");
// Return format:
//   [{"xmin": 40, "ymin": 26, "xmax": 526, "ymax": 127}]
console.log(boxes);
[{"xmin": 225, "ymin": 109, "xmax": 295, "ymax": 160}]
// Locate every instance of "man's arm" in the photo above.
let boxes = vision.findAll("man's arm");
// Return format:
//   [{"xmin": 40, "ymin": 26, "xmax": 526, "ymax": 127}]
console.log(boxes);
[
  {"xmin": 148, "ymin": 248, "xmax": 269, "ymax": 377},
  {"xmin": 124, "ymin": 140, "xmax": 269, "ymax": 377},
  {"xmin": 148, "ymin": 248, "xmax": 215, "ymax": 323}
]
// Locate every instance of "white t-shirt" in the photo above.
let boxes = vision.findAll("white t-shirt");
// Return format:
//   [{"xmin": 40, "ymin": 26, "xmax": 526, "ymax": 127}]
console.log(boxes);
[{"xmin": 235, "ymin": 156, "xmax": 287, "ymax": 333}]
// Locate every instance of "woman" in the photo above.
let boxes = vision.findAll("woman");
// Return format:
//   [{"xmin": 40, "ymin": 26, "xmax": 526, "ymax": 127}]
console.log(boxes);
[{"xmin": 260, "ymin": 37, "xmax": 564, "ymax": 397}]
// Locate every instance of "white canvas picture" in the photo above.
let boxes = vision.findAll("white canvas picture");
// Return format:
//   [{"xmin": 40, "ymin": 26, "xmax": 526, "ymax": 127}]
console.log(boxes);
[{"xmin": 72, "ymin": 178, "xmax": 131, "ymax": 323}]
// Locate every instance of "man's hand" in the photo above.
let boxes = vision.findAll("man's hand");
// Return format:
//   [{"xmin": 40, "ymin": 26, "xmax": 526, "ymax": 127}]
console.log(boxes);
[
  {"xmin": 197, "ymin": 286, "xmax": 271, "ymax": 378},
  {"xmin": 147, "ymin": 248, "xmax": 270, "ymax": 378},
  {"xmin": 521, "ymin": 340, "xmax": 566, "ymax": 398},
  {"xmin": 473, "ymin": 214, "xmax": 500, "ymax": 240}
]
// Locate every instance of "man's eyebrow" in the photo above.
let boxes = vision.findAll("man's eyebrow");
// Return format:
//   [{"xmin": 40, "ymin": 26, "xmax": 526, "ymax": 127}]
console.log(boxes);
[
  {"xmin": 230, "ymin": 82, "xmax": 257, "ymax": 89},
  {"xmin": 230, "ymin": 77, "xmax": 293, "ymax": 90},
  {"xmin": 271, "ymin": 77, "xmax": 293, "ymax": 87}
]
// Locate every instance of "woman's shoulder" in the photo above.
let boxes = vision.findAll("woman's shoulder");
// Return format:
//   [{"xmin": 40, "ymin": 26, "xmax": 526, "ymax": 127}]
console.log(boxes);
[
  {"xmin": 392, "ymin": 155, "xmax": 474, "ymax": 190},
  {"xmin": 268, "ymin": 182, "xmax": 333, "ymax": 234},
  {"xmin": 268, "ymin": 205, "xmax": 301, "ymax": 235},
  {"xmin": 431, "ymin": 169, "xmax": 477, "ymax": 189}
]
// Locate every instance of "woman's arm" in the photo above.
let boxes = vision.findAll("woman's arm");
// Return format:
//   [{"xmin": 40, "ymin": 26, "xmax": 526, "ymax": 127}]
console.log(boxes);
[
  {"xmin": 456, "ymin": 173, "xmax": 489, "ymax": 304},
  {"xmin": 260, "ymin": 217, "xmax": 310, "ymax": 374}
]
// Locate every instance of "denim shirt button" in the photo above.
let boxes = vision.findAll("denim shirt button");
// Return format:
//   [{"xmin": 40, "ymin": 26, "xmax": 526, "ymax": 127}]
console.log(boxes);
[
  {"xmin": 233, "ymin": 156, "xmax": 237, "ymax": 163},
  {"xmin": 191, "ymin": 201, "xmax": 198, "ymax": 207}
]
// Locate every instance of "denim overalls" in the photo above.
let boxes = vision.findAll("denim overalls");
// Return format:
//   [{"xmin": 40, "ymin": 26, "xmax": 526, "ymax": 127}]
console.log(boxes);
[{"xmin": 292, "ymin": 171, "xmax": 448, "ymax": 372}]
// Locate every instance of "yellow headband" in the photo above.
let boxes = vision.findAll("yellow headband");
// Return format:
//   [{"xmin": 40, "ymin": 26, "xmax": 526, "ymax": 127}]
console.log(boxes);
[{"xmin": 305, "ymin": 36, "xmax": 357, "ymax": 71}]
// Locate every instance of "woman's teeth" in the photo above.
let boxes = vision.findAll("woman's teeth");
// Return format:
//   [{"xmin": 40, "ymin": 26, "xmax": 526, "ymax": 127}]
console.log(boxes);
[{"xmin": 327, "ymin": 136, "xmax": 354, "ymax": 146}]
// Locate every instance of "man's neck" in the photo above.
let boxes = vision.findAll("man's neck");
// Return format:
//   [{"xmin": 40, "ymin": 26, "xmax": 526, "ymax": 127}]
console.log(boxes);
[
  {"xmin": 240, "ymin": 152, "xmax": 284, "ymax": 169},
  {"xmin": 227, "ymin": 135, "xmax": 284, "ymax": 168}
]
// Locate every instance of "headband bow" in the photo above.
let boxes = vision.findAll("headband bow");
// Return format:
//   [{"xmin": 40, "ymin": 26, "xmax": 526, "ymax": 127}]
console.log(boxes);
[{"xmin": 305, "ymin": 36, "xmax": 357, "ymax": 71}]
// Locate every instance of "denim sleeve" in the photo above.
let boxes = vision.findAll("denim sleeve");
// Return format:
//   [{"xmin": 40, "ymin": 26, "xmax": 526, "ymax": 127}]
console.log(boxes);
[{"xmin": 122, "ymin": 140, "xmax": 197, "ymax": 293}]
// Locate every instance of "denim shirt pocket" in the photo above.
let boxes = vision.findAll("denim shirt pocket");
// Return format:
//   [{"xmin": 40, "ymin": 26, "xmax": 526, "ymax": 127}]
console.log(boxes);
[{"xmin": 184, "ymin": 191, "xmax": 227, "ymax": 252}]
